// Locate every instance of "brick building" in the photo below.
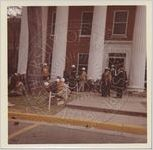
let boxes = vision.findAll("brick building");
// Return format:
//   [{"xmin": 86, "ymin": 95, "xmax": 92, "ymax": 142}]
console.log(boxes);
[{"xmin": 8, "ymin": 6, "xmax": 146, "ymax": 92}]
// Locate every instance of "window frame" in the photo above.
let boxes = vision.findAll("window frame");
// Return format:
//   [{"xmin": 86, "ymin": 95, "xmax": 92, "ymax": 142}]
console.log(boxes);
[
  {"xmin": 77, "ymin": 53, "xmax": 89, "ymax": 73},
  {"xmin": 79, "ymin": 11, "xmax": 93, "ymax": 37},
  {"xmin": 51, "ymin": 11, "xmax": 56, "ymax": 36},
  {"xmin": 112, "ymin": 10, "xmax": 129, "ymax": 37}
]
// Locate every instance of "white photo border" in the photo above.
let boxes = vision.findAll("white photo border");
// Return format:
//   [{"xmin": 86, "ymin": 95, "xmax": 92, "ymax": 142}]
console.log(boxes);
[{"xmin": 0, "ymin": 0, "xmax": 152, "ymax": 149}]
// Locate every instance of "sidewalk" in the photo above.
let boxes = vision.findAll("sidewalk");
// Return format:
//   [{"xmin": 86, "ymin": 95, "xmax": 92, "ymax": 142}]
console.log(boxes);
[
  {"xmin": 55, "ymin": 92, "xmax": 147, "ymax": 128},
  {"xmin": 66, "ymin": 92, "xmax": 147, "ymax": 115},
  {"xmin": 8, "ymin": 92, "xmax": 147, "ymax": 135}
]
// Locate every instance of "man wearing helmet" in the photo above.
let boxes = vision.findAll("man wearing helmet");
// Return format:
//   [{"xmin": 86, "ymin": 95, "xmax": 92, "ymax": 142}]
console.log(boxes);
[
  {"xmin": 101, "ymin": 67, "xmax": 112, "ymax": 97},
  {"xmin": 42, "ymin": 63, "xmax": 50, "ymax": 81},
  {"xmin": 69, "ymin": 64, "xmax": 78, "ymax": 90},
  {"xmin": 115, "ymin": 65, "xmax": 127, "ymax": 98},
  {"xmin": 56, "ymin": 77, "xmax": 71, "ymax": 100},
  {"xmin": 79, "ymin": 67, "xmax": 87, "ymax": 92}
]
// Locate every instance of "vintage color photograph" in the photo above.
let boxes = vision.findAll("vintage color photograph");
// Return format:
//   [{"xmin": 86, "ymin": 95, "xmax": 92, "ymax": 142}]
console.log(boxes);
[{"xmin": 6, "ymin": 4, "xmax": 148, "ymax": 146}]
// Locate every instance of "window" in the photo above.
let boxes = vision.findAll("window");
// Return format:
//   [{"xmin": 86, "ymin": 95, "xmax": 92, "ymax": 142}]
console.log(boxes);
[
  {"xmin": 80, "ymin": 12, "xmax": 93, "ymax": 36},
  {"xmin": 112, "ymin": 11, "xmax": 128, "ymax": 35},
  {"xmin": 108, "ymin": 53, "xmax": 126, "ymax": 68},
  {"xmin": 77, "ymin": 53, "xmax": 89, "ymax": 74},
  {"xmin": 51, "ymin": 12, "xmax": 56, "ymax": 35}
]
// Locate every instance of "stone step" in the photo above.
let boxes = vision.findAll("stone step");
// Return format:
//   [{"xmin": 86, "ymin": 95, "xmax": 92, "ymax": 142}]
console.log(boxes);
[{"xmin": 66, "ymin": 104, "xmax": 147, "ymax": 117}]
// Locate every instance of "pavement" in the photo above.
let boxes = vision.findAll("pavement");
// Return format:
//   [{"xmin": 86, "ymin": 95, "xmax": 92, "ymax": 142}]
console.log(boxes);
[
  {"xmin": 8, "ymin": 119, "xmax": 147, "ymax": 144},
  {"xmin": 56, "ymin": 92, "xmax": 147, "ymax": 127},
  {"xmin": 8, "ymin": 91, "xmax": 147, "ymax": 135},
  {"xmin": 66, "ymin": 92, "xmax": 147, "ymax": 114}
]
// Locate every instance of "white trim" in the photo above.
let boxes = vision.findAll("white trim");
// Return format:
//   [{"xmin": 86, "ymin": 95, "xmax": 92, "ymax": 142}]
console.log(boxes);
[
  {"xmin": 108, "ymin": 53, "xmax": 126, "ymax": 68},
  {"xmin": 105, "ymin": 40, "xmax": 132, "ymax": 44},
  {"xmin": 79, "ymin": 35, "xmax": 91, "ymax": 38},
  {"xmin": 79, "ymin": 11, "xmax": 93, "ymax": 37},
  {"xmin": 112, "ymin": 10, "xmax": 129, "ymax": 37},
  {"xmin": 128, "ymin": 86, "xmax": 145, "ymax": 92},
  {"xmin": 103, "ymin": 42, "xmax": 132, "ymax": 78}
]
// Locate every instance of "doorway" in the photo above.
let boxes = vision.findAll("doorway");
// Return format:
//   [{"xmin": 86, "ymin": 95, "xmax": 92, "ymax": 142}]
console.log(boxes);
[{"xmin": 108, "ymin": 53, "xmax": 126, "ymax": 69}]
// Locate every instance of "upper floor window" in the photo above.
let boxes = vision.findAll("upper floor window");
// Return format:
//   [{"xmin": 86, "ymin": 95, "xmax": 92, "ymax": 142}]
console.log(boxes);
[
  {"xmin": 80, "ymin": 12, "xmax": 93, "ymax": 36},
  {"xmin": 51, "ymin": 12, "xmax": 56, "ymax": 35},
  {"xmin": 112, "ymin": 10, "xmax": 128, "ymax": 36}
]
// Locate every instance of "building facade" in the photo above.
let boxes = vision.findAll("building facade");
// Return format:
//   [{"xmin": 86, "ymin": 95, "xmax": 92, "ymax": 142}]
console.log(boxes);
[{"xmin": 8, "ymin": 6, "xmax": 146, "ymax": 92}]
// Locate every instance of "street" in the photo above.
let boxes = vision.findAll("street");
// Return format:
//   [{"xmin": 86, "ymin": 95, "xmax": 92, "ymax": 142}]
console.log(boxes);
[{"xmin": 8, "ymin": 119, "xmax": 147, "ymax": 144}]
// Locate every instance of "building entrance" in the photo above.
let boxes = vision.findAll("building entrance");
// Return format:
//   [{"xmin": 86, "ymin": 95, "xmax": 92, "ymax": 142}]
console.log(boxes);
[{"xmin": 108, "ymin": 53, "xmax": 126, "ymax": 69}]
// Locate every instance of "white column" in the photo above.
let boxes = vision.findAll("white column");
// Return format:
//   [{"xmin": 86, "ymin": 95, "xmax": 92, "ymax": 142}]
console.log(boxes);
[
  {"xmin": 129, "ymin": 6, "xmax": 146, "ymax": 91},
  {"xmin": 87, "ymin": 6, "xmax": 107, "ymax": 81},
  {"xmin": 17, "ymin": 7, "xmax": 29, "ymax": 74},
  {"xmin": 51, "ymin": 7, "xmax": 69, "ymax": 80},
  {"xmin": 42, "ymin": 7, "xmax": 48, "ymax": 63}
]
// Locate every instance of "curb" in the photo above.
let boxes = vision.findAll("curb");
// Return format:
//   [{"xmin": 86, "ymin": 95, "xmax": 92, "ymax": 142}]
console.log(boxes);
[
  {"xmin": 8, "ymin": 112, "xmax": 147, "ymax": 135},
  {"xmin": 66, "ymin": 104, "xmax": 147, "ymax": 117}
]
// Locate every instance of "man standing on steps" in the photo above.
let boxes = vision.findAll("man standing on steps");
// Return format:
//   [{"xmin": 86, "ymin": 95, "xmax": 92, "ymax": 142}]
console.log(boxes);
[
  {"xmin": 115, "ymin": 65, "xmax": 128, "ymax": 98},
  {"xmin": 101, "ymin": 67, "xmax": 112, "ymax": 97},
  {"xmin": 79, "ymin": 67, "xmax": 87, "ymax": 92},
  {"xmin": 69, "ymin": 65, "xmax": 77, "ymax": 90}
]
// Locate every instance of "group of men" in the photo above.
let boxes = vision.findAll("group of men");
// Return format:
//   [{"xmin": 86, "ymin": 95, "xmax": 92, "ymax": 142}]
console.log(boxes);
[
  {"xmin": 42, "ymin": 62, "xmax": 128, "ymax": 98},
  {"xmin": 8, "ymin": 63, "xmax": 127, "ymax": 100},
  {"xmin": 64, "ymin": 63, "xmax": 128, "ymax": 98},
  {"xmin": 101, "ymin": 64, "xmax": 128, "ymax": 98}
]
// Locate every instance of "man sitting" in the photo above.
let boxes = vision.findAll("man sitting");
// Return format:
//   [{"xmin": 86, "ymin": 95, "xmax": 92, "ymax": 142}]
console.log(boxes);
[
  {"xmin": 9, "ymin": 73, "xmax": 26, "ymax": 96},
  {"xmin": 56, "ymin": 78, "xmax": 71, "ymax": 101}
]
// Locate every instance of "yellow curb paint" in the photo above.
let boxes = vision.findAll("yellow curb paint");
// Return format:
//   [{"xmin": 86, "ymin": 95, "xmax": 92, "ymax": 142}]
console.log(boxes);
[
  {"xmin": 9, "ymin": 123, "xmax": 39, "ymax": 140},
  {"xmin": 8, "ymin": 112, "xmax": 147, "ymax": 135}
]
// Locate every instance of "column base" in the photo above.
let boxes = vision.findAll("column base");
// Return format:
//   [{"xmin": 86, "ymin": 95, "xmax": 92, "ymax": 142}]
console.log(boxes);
[
  {"xmin": 128, "ymin": 85, "xmax": 145, "ymax": 92},
  {"xmin": 127, "ymin": 86, "xmax": 146, "ymax": 97}
]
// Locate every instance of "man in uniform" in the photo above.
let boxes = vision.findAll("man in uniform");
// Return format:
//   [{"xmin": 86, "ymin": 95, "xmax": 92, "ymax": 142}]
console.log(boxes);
[
  {"xmin": 79, "ymin": 67, "xmax": 87, "ymax": 92},
  {"xmin": 69, "ymin": 65, "xmax": 78, "ymax": 90},
  {"xmin": 56, "ymin": 78, "xmax": 71, "ymax": 100},
  {"xmin": 101, "ymin": 67, "xmax": 112, "ymax": 97},
  {"xmin": 115, "ymin": 65, "xmax": 127, "ymax": 98},
  {"xmin": 42, "ymin": 63, "xmax": 50, "ymax": 81}
]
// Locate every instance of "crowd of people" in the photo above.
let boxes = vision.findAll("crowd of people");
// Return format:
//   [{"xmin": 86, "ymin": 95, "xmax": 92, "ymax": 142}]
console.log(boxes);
[
  {"xmin": 43, "ymin": 63, "xmax": 128, "ymax": 99},
  {"xmin": 8, "ymin": 62, "xmax": 128, "ymax": 103},
  {"xmin": 101, "ymin": 65, "xmax": 128, "ymax": 98}
]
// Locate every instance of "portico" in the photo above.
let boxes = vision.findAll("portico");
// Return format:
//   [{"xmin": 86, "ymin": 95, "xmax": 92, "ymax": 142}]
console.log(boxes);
[{"xmin": 16, "ymin": 6, "xmax": 146, "ymax": 92}]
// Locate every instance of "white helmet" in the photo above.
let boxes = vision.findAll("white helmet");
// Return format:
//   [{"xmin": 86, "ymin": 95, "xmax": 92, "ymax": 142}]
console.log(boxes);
[
  {"xmin": 56, "ymin": 78, "xmax": 60, "ymax": 82},
  {"xmin": 43, "ymin": 63, "xmax": 47, "ymax": 66},
  {"xmin": 61, "ymin": 78, "xmax": 65, "ymax": 82},
  {"xmin": 44, "ymin": 81, "xmax": 49, "ymax": 86},
  {"xmin": 111, "ymin": 65, "xmax": 115, "ymax": 68},
  {"xmin": 105, "ymin": 67, "xmax": 110, "ymax": 70},
  {"xmin": 71, "ymin": 65, "xmax": 75, "ymax": 68}
]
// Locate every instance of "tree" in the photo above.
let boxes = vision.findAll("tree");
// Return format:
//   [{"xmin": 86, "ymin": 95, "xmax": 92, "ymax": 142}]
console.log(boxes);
[
  {"xmin": 27, "ymin": 7, "xmax": 42, "ymax": 94},
  {"xmin": 7, "ymin": 6, "xmax": 22, "ymax": 18}
]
